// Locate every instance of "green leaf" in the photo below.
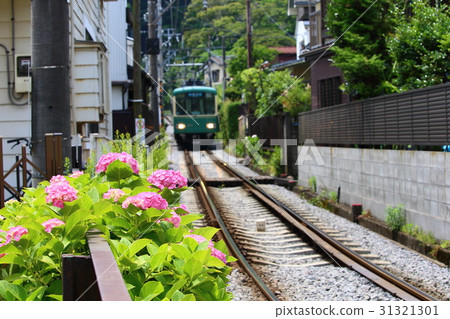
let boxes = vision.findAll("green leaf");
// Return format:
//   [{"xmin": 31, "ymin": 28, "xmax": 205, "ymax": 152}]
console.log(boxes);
[
  {"xmin": 45, "ymin": 238, "xmax": 64, "ymax": 255},
  {"xmin": 110, "ymin": 217, "xmax": 132, "ymax": 229},
  {"xmin": 131, "ymin": 186, "xmax": 155, "ymax": 196},
  {"xmin": 172, "ymin": 290, "xmax": 185, "ymax": 301},
  {"xmin": 78, "ymin": 194, "xmax": 94, "ymax": 210},
  {"xmin": 126, "ymin": 239, "xmax": 152, "ymax": 258},
  {"xmin": 150, "ymin": 253, "xmax": 166, "ymax": 271},
  {"xmin": 0, "ymin": 244, "xmax": 22, "ymax": 255},
  {"xmin": 180, "ymin": 214, "xmax": 203, "ymax": 225},
  {"xmin": 181, "ymin": 294, "xmax": 196, "ymax": 301},
  {"xmin": 0, "ymin": 280, "xmax": 27, "ymax": 301},
  {"xmin": 192, "ymin": 227, "xmax": 219, "ymax": 241},
  {"xmin": 0, "ymin": 254, "xmax": 25, "ymax": 266},
  {"xmin": 147, "ymin": 243, "xmax": 159, "ymax": 256},
  {"xmin": 59, "ymin": 200, "xmax": 80, "ymax": 218},
  {"xmin": 160, "ymin": 188, "xmax": 181, "ymax": 205},
  {"xmin": 46, "ymin": 294, "xmax": 63, "ymax": 301},
  {"xmin": 65, "ymin": 209, "xmax": 92, "ymax": 234},
  {"xmin": 66, "ymin": 225, "xmax": 88, "ymax": 241},
  {"xmin": 86, "ymin": 187, "xmax": 100, "ymax": 203},
  {"xmin": 37, "ymin": 255, "xmax": 58, "ymax": 269},
  {"xmin": 171, "ymin": 244, "xmax": 191, "ymax": 261},
  {"xmin": 140, "ymin": 281, "xmax": 164, "ymax": 301},
  {"xmin": 192, "ymin": 250, "xmax": 209, "ymax": 263},
  {"xmin": 183, "ymin": 237, "xmax": 198, "ymax": 252},
  {"xmin": 165, "ymin": 277, "xmax": 188, "ymax": 300},
  {"xmin": 205, "ymin": 256, "xmax": 226, "ymax": 267},
  {"xmin": 165, "ymin": 227, "xmax": 183, "ymax": 243},
  {"xmin": 26, "ymin": 286, "xmax": 46, "ymax": 301},
  {"xmin": 226, "ymin": 256, "xmax": 238, "ymax": 263},
  {"xmin": 214, "ymin": 240, "xmax": 229, "ymax": 256},
  {"xmin": 183, "ymin": 259, "xmax": 203, "ymax": 279},
  {"xmin": 93, "ymin": 200, "xmax": 113, "ymax": 217},
  {"xmin": 106, "ymin": 160, "xmax": 133, "ymax": 182}
]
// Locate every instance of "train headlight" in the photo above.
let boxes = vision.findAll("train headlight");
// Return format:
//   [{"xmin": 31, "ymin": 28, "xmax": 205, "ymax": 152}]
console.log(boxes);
[
  {"xmin": 177, "ymin": 123, "xmax": 186, "ymax": 130},
  {"xmin": 206, "ymin": 122, "xmax": 216, "ymax": 129}
]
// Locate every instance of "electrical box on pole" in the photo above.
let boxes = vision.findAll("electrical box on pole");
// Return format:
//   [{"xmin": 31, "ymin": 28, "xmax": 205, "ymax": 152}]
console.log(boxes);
[{"xmin": 147, "ymin": 38, "xmax": 160, "ymax": 55}]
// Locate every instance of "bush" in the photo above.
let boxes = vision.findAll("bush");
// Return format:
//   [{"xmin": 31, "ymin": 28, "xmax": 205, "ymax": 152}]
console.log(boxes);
[
  {"xmin": 385, "ymin": 204, "xmax": 406, "ymax": 231},
  {"xmin": 219, "ymin": 101, "xmax": 241, "ymax": 143},
  {"xmin": 0, "ymin": 152, "xmax": 234, "ymax": 301},
  {"xmin": 308, "ymin": 176, "xmax": 317, "ymax": 193}
]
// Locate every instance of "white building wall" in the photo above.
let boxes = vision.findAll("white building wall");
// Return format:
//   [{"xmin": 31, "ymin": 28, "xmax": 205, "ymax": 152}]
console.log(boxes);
[
  {"xmin": 1, "ymin": 0, "xmax": 116, "ymax": 200},
  {"xmin": 106, "ymin": 0, "xmax": 127, "ymax": 82},
  {"xmin": 0, "ymin": 0, "xmax": 32, "ymax": 198},
  {"xmin": 298, "ymin": 147, "xmax": 450, "ymax": 241}
]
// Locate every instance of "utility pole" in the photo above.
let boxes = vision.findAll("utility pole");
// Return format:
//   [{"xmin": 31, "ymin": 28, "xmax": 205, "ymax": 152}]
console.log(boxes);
[
  {"xmin": 148, "ymin": 0, "xmax": 160, "ymax": 132},
  {"xmin": 246, "ymin": 0, "xmax": 253, "ymax": 69},
  {"xmin": 132, "ymin": 0, "xmax": 143, "ymax": 119},
  {"xmin": 222, "ymin": 36, "xmax": 226, "ymax": 103},
  {"xmin": 31, "ymin": 0, "xmax": 70, "ymax": 176}
]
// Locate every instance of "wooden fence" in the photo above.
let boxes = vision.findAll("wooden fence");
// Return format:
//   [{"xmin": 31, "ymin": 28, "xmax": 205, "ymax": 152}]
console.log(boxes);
[
  {"xmin": 298, "ymin": 83, "xmax": 450, "ymax": 146},
  {"xmin": 0, "ymin": 133, "xmax": 63, "ymax": 208}
]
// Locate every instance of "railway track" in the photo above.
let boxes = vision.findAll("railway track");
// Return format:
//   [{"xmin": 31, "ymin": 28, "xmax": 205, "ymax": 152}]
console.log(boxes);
[{"xmin": 183, "ymin": 149, "xmax": 436, "ymax": 301}]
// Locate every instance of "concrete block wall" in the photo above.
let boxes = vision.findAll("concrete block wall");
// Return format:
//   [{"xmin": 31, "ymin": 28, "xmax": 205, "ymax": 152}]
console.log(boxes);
[{"xmin": 297, "ymin": 147, "xmax": 450, "ymax": 241}]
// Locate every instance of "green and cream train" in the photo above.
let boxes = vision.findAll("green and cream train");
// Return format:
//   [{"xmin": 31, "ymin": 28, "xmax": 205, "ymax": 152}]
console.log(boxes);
[{"xmin": 172, "ymin": 80, "xmax": 219, "ymax": 144}]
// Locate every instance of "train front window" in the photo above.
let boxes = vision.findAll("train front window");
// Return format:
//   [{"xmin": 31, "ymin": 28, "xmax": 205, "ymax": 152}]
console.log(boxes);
[
  {"xmin": 204, "ymin": 93, "xmax": 215, "ymax": 114},
  {"xmin": 175, "ymin": 92, "xmax": 216, "ymax": 115}
]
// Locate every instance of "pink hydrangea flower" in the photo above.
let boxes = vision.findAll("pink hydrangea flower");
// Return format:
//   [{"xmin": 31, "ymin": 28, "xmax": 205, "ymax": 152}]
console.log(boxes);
[
  {"xmin": 161, "ymin": 211, "xmax": 181, "ymax": 228},
  {"xmin": 50, "ymin": 175, "xmax": 68, "ymax": 184},
  {"xmin": 6, "ymin": 226, "xmax": 28, "ymax": 242},
  {"xmin": 45, "ymin": 180, "xmax": 78, "ymax": 209},
  {"xmin": 42, "ymin": 218, "xmax": 65, "ymax": 233},
  {"xmin": 103, "ymin": 189, "xmax": 126, "ymax": 202},
  {"xmin": 69, "ymin": 171, "xmax": 84, "ymax": 178},
  {"xmin": 184, "ymin": 234, "xmax": 227, "ymax": 263},
  {"xmin": 147, "ymin": 170, "xmax": 188, "ymax": 190},
  {"xmin": 95, "ymin": 152, "xmax": 139, "ymax": 174},
  {"xmin": 122, "ymin": 192, "xmax": 168, "ymax": 210}
]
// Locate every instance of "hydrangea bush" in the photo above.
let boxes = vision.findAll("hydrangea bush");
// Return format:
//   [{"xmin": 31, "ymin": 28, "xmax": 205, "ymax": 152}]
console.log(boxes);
[{"xmin": 0, "ymin": 152, "xmax": 235, "ymax": 301}]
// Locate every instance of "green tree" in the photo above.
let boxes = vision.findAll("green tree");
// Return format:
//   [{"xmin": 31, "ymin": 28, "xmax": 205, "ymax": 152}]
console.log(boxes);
[
  {"xmin": 237, "ymin": 68, "xmax": 310, "ymax": 117},
  {"xmin": 182, "ymin": 0, "xmax": 295, "ymax": 51},
  {"xmin": 228, "ymin": 45, "xmax": 277, "ymax": 77},
  {"xmin": 326, "ymin": 0, "xmax": 398, "ymax": 99},
  {"xmin": 387, "ymin": 0, "xmax": 450, "ymax": 91}
]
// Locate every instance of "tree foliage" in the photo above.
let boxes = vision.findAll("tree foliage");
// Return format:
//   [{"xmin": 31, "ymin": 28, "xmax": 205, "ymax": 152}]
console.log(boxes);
[
  {"xmin": 236, "ymin": 68, "xmax": 310, "ymax": 116},
  {"xmin": 326, "ymin": 0, "xmax": 398, "ymax": 99},
  {"xmin": 387, "ymin": 0, "xmax": 450, "ymax": 91},
  {"xmin": 327, "ymin": 0, "xmax": 449, "ymax": 98},
  {"xmin": 182, "ymin": 0, "xmax": 295, "ymax": 51}
]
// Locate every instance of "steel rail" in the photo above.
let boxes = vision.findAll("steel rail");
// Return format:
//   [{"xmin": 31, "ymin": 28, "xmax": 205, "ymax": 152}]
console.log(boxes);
[
  {"xmin": 206, "ymin": 151, "xmax": 436, "ymax": 301},
  {"xmin": 184, "ymin": 150, "xmax": 279, "ymax": 301}
]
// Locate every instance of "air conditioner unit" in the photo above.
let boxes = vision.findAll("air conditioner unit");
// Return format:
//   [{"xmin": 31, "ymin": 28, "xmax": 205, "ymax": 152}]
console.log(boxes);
[{"xmin": 15, "ymin": 54, "xmax": 31, "ymax": 93}]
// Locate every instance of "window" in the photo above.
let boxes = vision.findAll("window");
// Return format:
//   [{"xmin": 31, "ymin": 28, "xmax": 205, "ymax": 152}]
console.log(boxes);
[
  {"xmin": 212, "ymin": 70, "xmax": 220, "ymax": 83},
  {"xmin": 319, "ymin": 77, "xmax": 341, "ymax": 107},
  {"xmin": 175, "ymin": 92, "xmax": 216, "ymax": 115}
]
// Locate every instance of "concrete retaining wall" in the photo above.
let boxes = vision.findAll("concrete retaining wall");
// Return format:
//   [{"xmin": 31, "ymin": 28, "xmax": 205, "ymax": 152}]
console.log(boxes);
[{"xmin": 297, "ymin": 147, "xmax": 449, "ymax": 240}]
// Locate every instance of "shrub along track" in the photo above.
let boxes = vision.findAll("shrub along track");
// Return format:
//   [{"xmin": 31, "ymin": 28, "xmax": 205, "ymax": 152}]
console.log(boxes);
[{"xmin": 185, "ymin": 149, "xmax": 436, "ymax": 301}]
